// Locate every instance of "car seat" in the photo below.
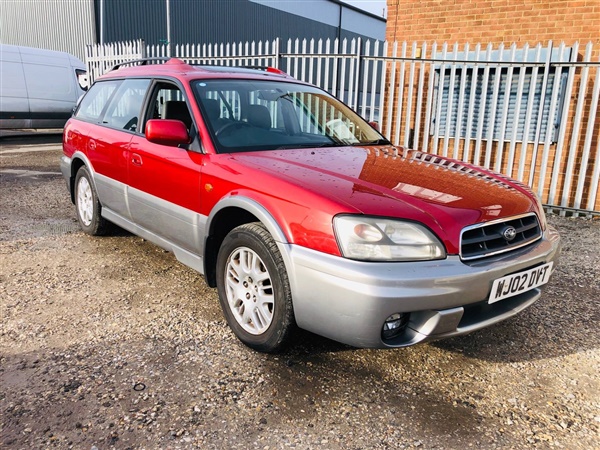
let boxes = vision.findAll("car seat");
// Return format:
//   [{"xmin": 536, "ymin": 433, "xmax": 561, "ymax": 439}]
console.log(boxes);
[
  {"xmin": 247, "ymin": 104, "xmax": 271, "ymax": 129},
  {"xmin": 163, "ymin": 101, "xmax": 192, "ymax": 129}
]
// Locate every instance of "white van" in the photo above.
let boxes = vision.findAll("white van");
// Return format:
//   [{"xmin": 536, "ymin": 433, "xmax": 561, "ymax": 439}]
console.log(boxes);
[{"xmin": 0, "ymin": 44, "xmax": 87, "ymax": 129}]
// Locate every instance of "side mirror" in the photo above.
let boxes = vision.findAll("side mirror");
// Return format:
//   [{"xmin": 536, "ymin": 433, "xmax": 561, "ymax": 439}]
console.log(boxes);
[
  {"xmin": 75, "ymin": 69, "xmax": 89, "ymax": 91},
  {"xmin": 145, "ymin": 119, "xmax": 191, "ymax": 147},
  {"xmin": 368, "ymin": 121, "xmax": 380, "ymax": 131}
]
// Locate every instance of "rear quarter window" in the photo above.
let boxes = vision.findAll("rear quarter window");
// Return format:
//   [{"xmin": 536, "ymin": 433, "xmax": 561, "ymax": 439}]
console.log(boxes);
[{"xmin": 75, "ymin": 80, "xmax": 121, "ymax": 122}]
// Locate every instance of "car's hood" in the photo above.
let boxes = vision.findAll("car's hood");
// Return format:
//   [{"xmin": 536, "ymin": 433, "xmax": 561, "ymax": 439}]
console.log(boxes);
[{"xmin": 227, "ymin": 146, "xmax": 539, "ymax": 249}]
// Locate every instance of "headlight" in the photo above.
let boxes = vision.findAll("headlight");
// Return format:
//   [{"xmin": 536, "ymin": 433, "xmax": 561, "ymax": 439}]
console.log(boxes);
[{"xmin": 333, "ymin": 216, "xmax": 446, "ymax": 261}]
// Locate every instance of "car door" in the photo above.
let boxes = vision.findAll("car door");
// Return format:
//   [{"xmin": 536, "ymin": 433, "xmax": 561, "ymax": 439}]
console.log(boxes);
[
  {"xmin": 127, "ymin": 80, "xmax": 206, "ymax": 254},
  {"xmin": 79, "ymin": 78, "xmax": 150, "ymax": 220}
]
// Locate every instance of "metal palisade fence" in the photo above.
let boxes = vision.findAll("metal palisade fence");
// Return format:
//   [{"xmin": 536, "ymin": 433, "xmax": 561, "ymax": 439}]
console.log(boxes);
[{"xmin": 86, "ymin": 38, "xmax": 600, "ymax": 217}]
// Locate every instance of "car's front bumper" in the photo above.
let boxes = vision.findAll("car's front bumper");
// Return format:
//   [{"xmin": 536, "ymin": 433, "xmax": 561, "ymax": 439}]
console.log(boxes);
[{"xmin": 281, "ymin": 226, "xmax": 560, "ymax": 348}]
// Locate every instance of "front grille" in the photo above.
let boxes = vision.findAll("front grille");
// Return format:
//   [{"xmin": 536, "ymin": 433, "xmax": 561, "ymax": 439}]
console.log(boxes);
[{"xmin": 460, "ymin": 213, "xmax": 542, "ymax": 260}]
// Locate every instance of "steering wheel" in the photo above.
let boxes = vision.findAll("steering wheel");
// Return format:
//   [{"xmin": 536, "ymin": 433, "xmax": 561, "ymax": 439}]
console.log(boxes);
[
  {"xmin": 215, "ymin": 121, "xmax": 253, "ymax": 136},
  {"xmin": 123, "ymin": 117, "xmax": 138, "ymax": 131}
]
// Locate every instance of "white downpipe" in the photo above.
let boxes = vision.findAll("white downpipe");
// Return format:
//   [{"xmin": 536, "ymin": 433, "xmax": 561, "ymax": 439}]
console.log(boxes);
[
  {"xmin": 99, "ymin": 0, "xmax": 104, "ymax": 45},
  {"xmin": 166, "ymin": 0, "xmax": 171, "ymax": 56}
]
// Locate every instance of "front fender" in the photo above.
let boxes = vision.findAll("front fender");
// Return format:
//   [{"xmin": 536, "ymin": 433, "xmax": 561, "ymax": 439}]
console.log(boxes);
[
  {"xmin": 202, "ymin": 195, "xmax": 290, "ymax": 287},
  {"xmin": 206, "ymin": 195, "xmax": 289, "ymax": 244}
]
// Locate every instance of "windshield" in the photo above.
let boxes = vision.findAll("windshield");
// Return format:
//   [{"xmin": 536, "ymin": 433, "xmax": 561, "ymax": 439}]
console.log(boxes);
[{"xmin": 193, "ymin": 79, "xmax": 388, "ymax": 153}]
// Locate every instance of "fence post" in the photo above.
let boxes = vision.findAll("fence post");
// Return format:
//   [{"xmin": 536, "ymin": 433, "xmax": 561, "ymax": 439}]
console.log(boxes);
[
  {"xmin": 354, "ymin": 38, "xmax": 362, "ymax": 110},
  {"xmin": 274, "ymin": 37, "xmax": 280, "ymax": 69},
  {"xmin": 528, "ymin": 40, "xmax": 553, "ymax": 188},
  {"xmin": 564, "ymin": 42, "xmax": 595, "ymax": 212},
  {"xmin": 580, "ymin": 50, "xmax": 600, "ymax": 214},
  {"xmin": 549, "ymin": 42, "xmax": 579, "ymax": 207}
]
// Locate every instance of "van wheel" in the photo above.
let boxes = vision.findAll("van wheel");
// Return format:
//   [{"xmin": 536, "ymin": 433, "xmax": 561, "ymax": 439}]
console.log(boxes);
[
  {"xmin": 74, "ymin": 166, "xmax": 109, "ymax": 236},
  {"xmin": 216, "ymin": 223, "xmax": 295, "ymax": 353}
]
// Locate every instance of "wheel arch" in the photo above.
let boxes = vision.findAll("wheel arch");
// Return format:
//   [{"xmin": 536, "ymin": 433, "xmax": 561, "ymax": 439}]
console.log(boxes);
[
  {"xmin": 67, "ymin": 152, "xmax": 94, "ymax": 203},
  {"xmin": 203, "ymin": 196, "xmax": 289, "ymax": 288}
]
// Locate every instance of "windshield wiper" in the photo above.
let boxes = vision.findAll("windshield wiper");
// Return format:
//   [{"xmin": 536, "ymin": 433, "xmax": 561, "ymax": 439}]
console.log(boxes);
[
  {"xmin": 275, "ymin": 142, "xmax": 341, "ymax": 150},
  {"xmin": 351, "ymin": 139, "xmax": 391, "ymax": 146}
]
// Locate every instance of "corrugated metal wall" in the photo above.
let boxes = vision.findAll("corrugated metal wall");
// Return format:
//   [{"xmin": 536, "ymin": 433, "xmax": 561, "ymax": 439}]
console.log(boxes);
[
  {"xmin": 97, "ymin": 0, "xmax": 375, "ymax": 48},
  {"xmin": 0, "ymin": 0, "xmax": 95, "ymax": 61},
  {"xmin": 0, "ymin": 0, "xmax": 383, "ymax": 62}
]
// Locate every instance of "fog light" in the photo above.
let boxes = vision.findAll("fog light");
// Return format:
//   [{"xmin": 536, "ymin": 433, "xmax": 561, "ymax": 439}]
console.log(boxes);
[{"xmin": 381, "ymin": 313, "xmax": 409, "ymax": 340}]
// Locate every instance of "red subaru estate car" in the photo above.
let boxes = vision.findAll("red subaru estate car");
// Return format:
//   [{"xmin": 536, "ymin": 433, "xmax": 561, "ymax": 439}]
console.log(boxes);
[{"xmin": 61, "ymin": 58, "xmax": 560, "ymax": 352}]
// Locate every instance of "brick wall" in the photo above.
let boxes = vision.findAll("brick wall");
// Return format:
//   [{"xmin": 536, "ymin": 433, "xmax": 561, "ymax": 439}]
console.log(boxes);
[{"xmin": 386, "ymin": 0, "xmax": 600, "ymax": 56}]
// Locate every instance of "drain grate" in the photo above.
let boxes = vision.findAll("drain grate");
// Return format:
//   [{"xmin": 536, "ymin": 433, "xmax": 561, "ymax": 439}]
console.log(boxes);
[{"xmin": 31, "ymin": 221, "xmax": 81, "ymax": 235}]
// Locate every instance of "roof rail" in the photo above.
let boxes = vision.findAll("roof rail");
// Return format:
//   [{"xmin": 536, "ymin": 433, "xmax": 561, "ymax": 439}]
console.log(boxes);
[
  {"xmin": 185, "ymin": 63, "xmax": 290, "ymax": 77},
  {"xmin": 245, "ymin": 66, "xmax": 288, "ymax": 75},
  {"xmin": 109, "ymin": 59, "xmax": 289, "ymax": 77},
  {"xmin": 110, "ymin": 57, "xmax": 172, "ymax": 71}
]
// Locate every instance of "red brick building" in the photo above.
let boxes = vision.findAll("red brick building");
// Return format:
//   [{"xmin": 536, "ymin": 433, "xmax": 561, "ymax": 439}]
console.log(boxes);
[{"xmin": 383, "ymin": 0, "xmax": 600, "ymax": 213}]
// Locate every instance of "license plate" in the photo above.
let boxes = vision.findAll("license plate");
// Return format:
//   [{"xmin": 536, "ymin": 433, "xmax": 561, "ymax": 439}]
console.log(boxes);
[{"xmin": 489, "ymin": 262, "xmax": 554, "ymax": 304}]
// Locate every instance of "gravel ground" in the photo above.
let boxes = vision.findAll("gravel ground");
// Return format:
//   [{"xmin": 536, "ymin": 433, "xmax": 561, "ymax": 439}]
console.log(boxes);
[{"xmin": 1, "ymin": 139, "xmax": 599, "ymax": 449}]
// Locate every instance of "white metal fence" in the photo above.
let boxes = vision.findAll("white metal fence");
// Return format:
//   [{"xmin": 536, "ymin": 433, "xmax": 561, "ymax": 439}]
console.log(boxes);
[{"xmin": 86, "ymin": 38, "xmax": 600, "ymax": 216}]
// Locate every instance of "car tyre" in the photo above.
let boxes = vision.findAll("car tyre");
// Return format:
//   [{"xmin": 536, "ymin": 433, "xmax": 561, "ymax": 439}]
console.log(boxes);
[
  {"xmin": 216, "ymin": 222, "xmax": 295, "ymax": 353},
  {"xmin": 74, "ymin": 166, "xmax": 109, "ymax": 236}
]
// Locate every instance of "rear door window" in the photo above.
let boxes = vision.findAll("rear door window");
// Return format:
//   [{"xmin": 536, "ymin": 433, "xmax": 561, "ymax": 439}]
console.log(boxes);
[{"xmin": 101, "ymin": 79, "xmax": 151, "ymax": 132}]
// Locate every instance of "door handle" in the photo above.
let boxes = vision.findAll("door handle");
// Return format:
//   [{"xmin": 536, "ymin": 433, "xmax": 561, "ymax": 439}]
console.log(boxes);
[{"xmin": 131, "ymin": 153, "xmax": 143, "ymax": 166}]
